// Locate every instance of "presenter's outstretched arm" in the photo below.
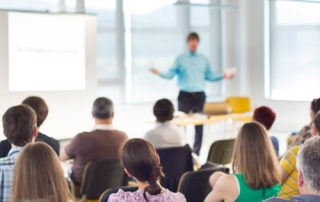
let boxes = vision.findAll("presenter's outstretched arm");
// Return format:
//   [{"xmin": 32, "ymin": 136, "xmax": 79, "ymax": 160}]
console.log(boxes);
[{"xmin": 150, "ymin": 58, "xmax": 179, "ymax": 79}]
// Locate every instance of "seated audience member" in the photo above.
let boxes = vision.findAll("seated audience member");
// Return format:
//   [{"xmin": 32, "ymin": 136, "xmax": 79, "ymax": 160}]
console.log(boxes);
[
  {"xmin": 289, "ymin": 126, "xmax": 311, "ymax": 148},
  {"xmin": 310, "ymin": 98, "xmax": 320, "ymax": 122},
  {"xmin": 144, "ymin": 99, "xmax": 184, "ymax": 148},
  {"xmin": 288, "ymin": 98, "xmax": 320, "ymax": 147},
  {"xmin": 0, "ymin": 105, "xmax": 37, "ymax": 201},
  {"xmin": 11, "ymin": 142, "xmax": 73, "ymax": 202},
  {"xmin": 278, "ymin": 111, "xmax": 320, "ymax": 199},
  {"xmin": 253, "ymin": 106, "xmax": 279, "ymax": 156},
  {"xmin": 109, "ymin": 138, "xmax": 186, "ymax": 202},
  {"xmin": 0, "ymin": 96, "xmax": 60, "ymax": 157},
  {"xmin": 204, "ymin": 122, "xmax": 280, "ymax": 202},
  {"xmin": 264, "ymin": 136, "xmax": 320, "ymax": 202},
  {"xmin": 60, "ymin": 97, "xmax": 128, "ymax": 185}
]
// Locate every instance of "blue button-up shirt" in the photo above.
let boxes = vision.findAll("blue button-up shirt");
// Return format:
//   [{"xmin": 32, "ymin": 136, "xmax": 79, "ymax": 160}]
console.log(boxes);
[
  {"xmin": 159, "ymin": 51, "xmax": 223, "ymax": 92},
  {"xmin": 0, "ymin": 146, "xmax": 22, "ymax": 202}
]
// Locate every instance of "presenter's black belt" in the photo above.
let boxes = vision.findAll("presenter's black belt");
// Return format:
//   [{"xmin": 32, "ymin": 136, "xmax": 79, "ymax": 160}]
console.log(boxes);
[{"xmin": 179, "ymin": 91, "xmax": 205, "ymax": 95}]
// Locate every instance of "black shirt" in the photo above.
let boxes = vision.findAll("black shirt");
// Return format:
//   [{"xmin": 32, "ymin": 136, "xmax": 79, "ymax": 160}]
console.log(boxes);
[{"xmin": 0, "ymin": 132, "xmax": 60, "ymax": 157}]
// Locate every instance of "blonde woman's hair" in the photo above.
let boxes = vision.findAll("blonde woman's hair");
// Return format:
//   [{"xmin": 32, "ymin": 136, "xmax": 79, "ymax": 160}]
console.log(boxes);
[
  {"xmin": 11, "ymin": 142, "xmax": 73, "ymax": 202},
  {"xmin": 232, "ymin": 122, "xmax": 280, "ymax": 189}
]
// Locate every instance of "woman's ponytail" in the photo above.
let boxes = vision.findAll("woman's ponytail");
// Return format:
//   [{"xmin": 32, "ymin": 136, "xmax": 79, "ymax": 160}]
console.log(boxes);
[
  {"xmin": 120, "ymin": 139, "xmax": 165, "ymax": 202},
  {"xmin": 143, "ymin": 165, "xmax": 164, "ymax": 202}
]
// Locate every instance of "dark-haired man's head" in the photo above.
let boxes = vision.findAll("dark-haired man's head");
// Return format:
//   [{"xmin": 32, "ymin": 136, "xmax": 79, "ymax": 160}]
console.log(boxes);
[
  {"xmin": 153, "ymin": 99, "xmax": 174, "ymax": 123},
  {"xmin": 2, "ymin": 105, "xmax": 37, "ymax": 147},
  {"xmin": 253, "ymin": 106, "xmax": 276, "ymax": 131},
  {"xmin": 187, "ymin": 32, "xmax": 199, "ymax": 53},
  {"xmin": 92, "ymin": 97, "xmax": 114, "ymax": 124},
  {"xmin": 22, "ymin": 96, "xmax": 48, "ymax": 128},
  {"xmin": 312, "ymin": 111, "xmax": 320, "ymax": 136},
  {"xmin": 310, "ymin": 98, "xmax": 320, "ymax": 121}
]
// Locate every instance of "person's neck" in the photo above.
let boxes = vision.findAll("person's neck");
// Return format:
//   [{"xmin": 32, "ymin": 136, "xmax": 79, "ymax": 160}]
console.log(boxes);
[
  {"xmin": 300, "ymin": 189, "xmax": 320, "ymax": 196},
  {"xmin": 95, "ymin": 118, "xmax": 112, "ymax": 125},
  {"xmin": 136, "ymin": 180, "xmax": 161, "ymax": 191}
]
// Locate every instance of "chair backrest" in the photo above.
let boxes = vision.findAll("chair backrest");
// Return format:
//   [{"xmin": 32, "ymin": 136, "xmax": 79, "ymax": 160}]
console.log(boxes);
[
  {"xmin": 156, "ymin": 145, "xmax": 193, "ymax": 192},
  {"xmin": 226, "ymin": 96, "xmax": 251, "ymax": 113},
  {"xmin": 207, "ymin": 139, "xmax": 235, "ymax": 165},
  {"xmin": 177, "ymin": 167, "xmax": 229, "ymax": 202},
  {"xmin": 80, "ymin": 159, "xmax": 129, "ymax": 200},
  {"xmin": 99, "ymin": 186, "xmax": 138, "ymax": 202}
]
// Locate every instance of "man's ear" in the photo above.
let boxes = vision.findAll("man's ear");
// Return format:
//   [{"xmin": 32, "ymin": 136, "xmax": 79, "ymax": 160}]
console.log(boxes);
[
  {"xmin": 298, "ymin": 170, "xmax": 304, "ymax": 188},
  {"xmin": 3, "ymin": 132, "xmax": 7, "ymax": 138},
  {"xmin": 124, "ymin": 168, "xmax": 132, "ymax": 177},
  {"xmin": 33, "ymin": 127, "xmax": 39, "ymax": 138},
  {"xmin": 91, "ymin": 112, "xmax": 95, "ymax": 119},
  {"xmin": 157, "ymin": 155, "xmax": 160, "ymax": 165},
  {"xmin": 111, "ymin": 112, "xmax": 115, "ymax": 118}
]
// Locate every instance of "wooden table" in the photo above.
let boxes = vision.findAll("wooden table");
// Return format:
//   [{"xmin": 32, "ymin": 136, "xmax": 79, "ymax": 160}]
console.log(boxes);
[{"xmin": 172, "ymin": 113, "xmax": 253, "ymax": 142}]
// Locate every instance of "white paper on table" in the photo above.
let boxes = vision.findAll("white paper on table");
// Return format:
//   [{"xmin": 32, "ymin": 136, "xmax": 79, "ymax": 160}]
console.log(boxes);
[{"xmin": 224, "ymin": 67, "xmax": 237, "ymax": 77}]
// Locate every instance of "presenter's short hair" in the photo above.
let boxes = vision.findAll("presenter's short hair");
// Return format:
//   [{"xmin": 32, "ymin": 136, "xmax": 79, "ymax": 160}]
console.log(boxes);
[
  {"xmin": 153, "ymin": 99, "xmax": 174, "ymax": 123},
  {"xmin": 2, "ymin": 105, "xmax": 36, "ymax": 146},
  {"xmin": 22, "ymin": 96, "xmax": 48, "ymax": 127},
  {"xmin": 187, "ymin": 32, "xmax": 200, "ymax": 42},
  {"xmin": 92, "ymin": 97, "xmax": 114, "ymax": 119}
]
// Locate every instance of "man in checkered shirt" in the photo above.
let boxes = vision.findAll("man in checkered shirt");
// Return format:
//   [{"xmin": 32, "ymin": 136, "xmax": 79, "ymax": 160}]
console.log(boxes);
[{"xmin": 0, "ymin": 104, "xmax": 37, "ymax": 201}]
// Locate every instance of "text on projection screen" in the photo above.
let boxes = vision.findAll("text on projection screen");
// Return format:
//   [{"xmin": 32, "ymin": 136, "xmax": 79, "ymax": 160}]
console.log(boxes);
[{"xmin": 9, "ymin": 12, "xmax": 86, "ymax": 91}]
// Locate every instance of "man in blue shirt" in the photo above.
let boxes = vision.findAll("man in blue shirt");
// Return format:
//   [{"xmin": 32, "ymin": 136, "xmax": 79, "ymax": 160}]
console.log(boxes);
[{"xmin": 151, "ymin": 32, "xmax": 232, "ymax": 155}]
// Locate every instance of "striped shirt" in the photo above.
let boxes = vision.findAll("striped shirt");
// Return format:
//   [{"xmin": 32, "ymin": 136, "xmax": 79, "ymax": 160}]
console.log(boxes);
[
  {"xmin": 0, "ymin": 146, "xmax": 22, "ymax": 202},
  {"xmin": 279, "ymin": 146, "xmax": 300, "ymax": 199}
]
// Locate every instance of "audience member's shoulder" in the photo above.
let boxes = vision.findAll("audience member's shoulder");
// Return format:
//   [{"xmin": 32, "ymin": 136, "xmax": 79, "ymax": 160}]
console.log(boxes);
[
  {"xmin": 108, "ymin": 189, "xmax": 135, "ymax": 202},
  {"xmin": 144, "ymin": 128, "xmax": 156, "ymax": 138},
  {"xmin": 163, "ymin": 189, "xmax": 186, "ymax": 201},
  {"xmin": 263, "ymin": 197, "xmax": 294, "ymax": 202},
  {"xmin": 284, "ymin": 145, "xmax": 300, "ymax": 156},
  {"xmin": 0, "ymin": 139, "xmax": 10, "ymax": 145},
  {"xmin": 291, "ymin": 145, "xmax": 301, "ymax": 152},
  {"xmin": 114, "ymin": 130, "xmax": 128, "ymax": 138},
  {"xmin": 38, "ymin": 133, "xmax": 58, "ymax": 141}
]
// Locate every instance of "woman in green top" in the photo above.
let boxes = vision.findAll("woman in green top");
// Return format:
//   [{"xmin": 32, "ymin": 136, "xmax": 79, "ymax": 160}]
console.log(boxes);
[{"xmin": 204, "ymin": 122, "xmax": 281, "ymax": 202}]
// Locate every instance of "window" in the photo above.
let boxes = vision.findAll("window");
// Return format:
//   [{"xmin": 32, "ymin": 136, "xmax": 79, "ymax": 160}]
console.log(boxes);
[
  {"xmin": 85, "ymin": 1, "xmax": 124, "ymax": 103},
  {"xmin": 0, "ymin": 0, "xmax": 58, "ymax": 11},
  {"xmin": 130, "ymin": 1, "xmax": 182, "ymax": 103},
  {"xmin": 129, "ymin": 0, "xmax": 223, "ymax": 103},
  {"xmin": 267, "ymin": 0, "xmax": 320, "ymax": 101}
]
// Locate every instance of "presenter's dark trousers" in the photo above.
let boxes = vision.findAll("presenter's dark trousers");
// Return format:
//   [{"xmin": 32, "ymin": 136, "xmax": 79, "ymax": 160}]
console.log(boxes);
[{"xmin": 178, "ymin": 91, "xmax": 206, "ymax": 155}]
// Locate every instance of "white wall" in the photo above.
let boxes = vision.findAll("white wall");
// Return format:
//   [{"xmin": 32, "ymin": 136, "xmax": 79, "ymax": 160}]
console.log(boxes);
[{"xmin": 0, "ymin": 11, "xmax": 97, "ymax": 140}]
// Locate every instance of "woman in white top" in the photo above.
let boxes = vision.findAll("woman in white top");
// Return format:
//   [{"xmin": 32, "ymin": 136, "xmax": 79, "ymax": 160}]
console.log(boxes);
[{"xmin": 144, "ymin": 99, "xmax": 184, "ymax": 148}]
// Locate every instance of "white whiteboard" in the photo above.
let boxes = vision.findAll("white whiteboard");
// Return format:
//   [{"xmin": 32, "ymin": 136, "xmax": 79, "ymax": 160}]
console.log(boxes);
[{"xmin": 0, "ymin": 11, "xmax": 97, "ymax": 140}]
